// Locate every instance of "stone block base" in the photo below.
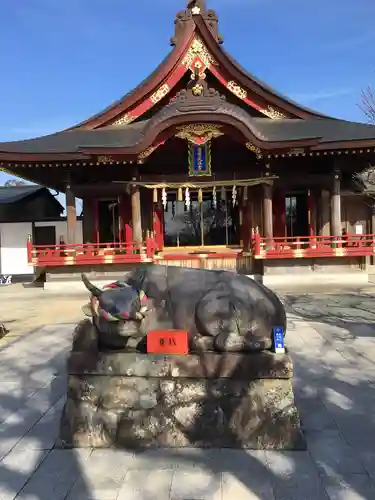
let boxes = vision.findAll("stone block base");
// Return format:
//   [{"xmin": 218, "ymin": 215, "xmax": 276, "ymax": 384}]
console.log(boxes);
[{"xmin": 59, "ymin": 326, "xmax": 305, "ymax": 449}]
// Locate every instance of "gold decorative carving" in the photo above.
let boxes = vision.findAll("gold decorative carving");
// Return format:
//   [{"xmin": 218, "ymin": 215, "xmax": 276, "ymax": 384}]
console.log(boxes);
[
  {"xmin": 192, "ymin": 83, "xmax": 204, "ymax": 96},
  {"xmin": 138, "ymin": 145, "xmax": 158, "ymax": 160},
  {"xmin": 289, "ymin": 147, "xmax": 305, "ymax": 156},
  {"xmin": 182, "ymin": 37, "xmax": 217, "ymax": 77},
  {"xmin": 227, "ymin": 80, "xmax": 247, "ymax": 100},
  {"xmin": 175, "ymin": 123, "xmax": 223, "ymax": 145},
  {"xmin": 150, "ymin": 83, "xmax": 170, "ymax": 104},
  {"xmin": 245, "ymin": 142, "xmax": 263, "ymax": 159},
  {"xmin": 261, "ymin": 106, "xmax": 285, "ymax": 120},
  {"xmin": 97, "ymin": 155, "xmax": 114, "ymax": 164},
  {"xmin": 113, "ymin": 113, "xmax": 135, "ymax": 126}
]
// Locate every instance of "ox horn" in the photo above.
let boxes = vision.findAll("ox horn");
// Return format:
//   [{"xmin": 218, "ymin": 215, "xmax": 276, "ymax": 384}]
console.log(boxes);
[{"xmin": 81, "ymin": 274, "xmax": 102, "ymax": 298}]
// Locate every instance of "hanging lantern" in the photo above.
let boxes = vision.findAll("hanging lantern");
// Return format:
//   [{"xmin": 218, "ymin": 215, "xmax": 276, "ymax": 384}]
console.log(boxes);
[
  {"xmin": 212, "ymin": 186, "xmax": 217, "ymax": 209},
  {"xmin": 198, "ymin": 188, "xmax": 203, "ymax": 203},
  {"xmin": 232, "ymin": 185, "xmax": 237, "ymax": 206},
  {"xmin": 178, "ymin": 187, "xmax": 183, "ymax": 202},
  {"xmin": 185, "ymin": 187, "xmax": 191, "ymax": 210},
  {"xmin": 162, "ymin": 188, "xmax": 167, "ymax": 210},
  {"xmin": 153, "ymin": 188, "xmax": 158, "ymax": 203}
]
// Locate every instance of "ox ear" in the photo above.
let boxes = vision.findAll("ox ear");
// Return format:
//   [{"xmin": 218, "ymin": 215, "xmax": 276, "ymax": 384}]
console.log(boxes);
[
  {"xmin": 82, "ymin": 303, "xmax": 92, "ymax": 317},
  {"xmin": 81, "ymin": 274, "xmax": 102, "ymax": 298}
]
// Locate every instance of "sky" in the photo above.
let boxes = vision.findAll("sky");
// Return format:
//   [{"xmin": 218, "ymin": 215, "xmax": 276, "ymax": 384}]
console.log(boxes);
[{"xmin": 0, "ymin": 0, "xmax": 374, "ymax": 192}]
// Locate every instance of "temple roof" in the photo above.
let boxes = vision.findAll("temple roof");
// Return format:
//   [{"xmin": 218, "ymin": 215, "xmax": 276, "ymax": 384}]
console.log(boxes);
[
  {"xmin": 1, "ymin": 116, "xmax": 375, "ymax": 157},
  {"xmin": 1, "ymin": 0, "xmax": 375, "ymax": 163},
  {"xmin": 0, "ymin": 185, "xmax": 62, "ymax": 208}
]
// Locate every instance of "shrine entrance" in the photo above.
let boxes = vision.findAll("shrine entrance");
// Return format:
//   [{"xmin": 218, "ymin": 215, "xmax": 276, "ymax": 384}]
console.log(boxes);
[
  {"xmin": 163, "ymin": 189, "xmax": 240, "ymax": 248},
  {"xmin": 98, "ymin": 199, "xmax": 120, "ymax": 243}
]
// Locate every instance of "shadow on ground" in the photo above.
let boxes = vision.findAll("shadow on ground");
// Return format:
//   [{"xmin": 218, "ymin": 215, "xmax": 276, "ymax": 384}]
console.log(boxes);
[{"xmin": 1, "ymin": 292, "xmax": 375, "ymax": 498}]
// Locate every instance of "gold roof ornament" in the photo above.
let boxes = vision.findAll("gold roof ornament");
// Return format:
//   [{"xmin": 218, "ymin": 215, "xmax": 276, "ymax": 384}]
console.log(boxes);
[
  {"xmin": 175, "ymin": 123, "xmax": 224, "ymax": 145},
  {"xmin": 245, "ymin": 142, "xmax": 263, "ymax": 160},
  {"xmin": 261, "ymin": 106, "xmax": 285, "ymax": 120},
  {"xmin": 113, "ymin": 113, "xmax": 135, "ymax": 126}
]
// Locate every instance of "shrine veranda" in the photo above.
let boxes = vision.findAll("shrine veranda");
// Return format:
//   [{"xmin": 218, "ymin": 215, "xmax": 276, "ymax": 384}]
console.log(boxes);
[{"xmin": 2, "ymin": 0, "xmax": 375, "ymax": 282}]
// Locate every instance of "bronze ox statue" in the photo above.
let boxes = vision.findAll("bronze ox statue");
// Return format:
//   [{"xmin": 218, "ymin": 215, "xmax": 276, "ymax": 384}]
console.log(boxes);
[{"xmin": 81, "ymin": 265, "xmax": 286, "ymax": 352}]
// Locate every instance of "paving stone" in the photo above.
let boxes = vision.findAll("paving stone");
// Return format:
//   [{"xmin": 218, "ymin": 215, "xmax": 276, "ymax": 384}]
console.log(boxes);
[
  {"xmin": 222, "ymin": 470, "xmax": 275, "ymax": 500},
  {"xmin": 322, "ymin": 472, "xmax": 375, "ymax": 500},
  {"xmin": 306, "ymin": 429, "xmax": 366, "ymax": 475},
  {"xmin": 16, "ymin": 449, "xmax": 91, "ymax": 500},
  {"xmin": 0, "ymin": 448, "xmax": 48, "ymax": 500},
  {"xmin": 170, "ymin": 469, "xmax": 221, "ymax": 500},
  {"xmin": 220, "ymin": 449, "xmax": 269, "ymax": 473},
  {"xmin": 298, "ymin": 399, "xmax": 339, "ymax": 431},
  {"xmin": 0, "ymin": 381, "xmax": 65, "ymax": 459},
  {"xmin": 12, "ymin": 397, "xmax": 65, "ymax": 451},
  {"xmin": 118, "ymin": 469, "xmax": 174, "ymax": 500}
]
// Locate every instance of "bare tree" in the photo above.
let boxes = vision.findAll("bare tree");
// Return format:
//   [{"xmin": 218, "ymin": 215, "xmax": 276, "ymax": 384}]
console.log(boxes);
[{"xmin": 359, "ymin": 85, "xmax": 375, "ymax": 124}]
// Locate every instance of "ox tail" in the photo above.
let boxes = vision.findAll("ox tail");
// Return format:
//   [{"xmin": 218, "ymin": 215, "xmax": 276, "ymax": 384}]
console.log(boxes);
[{"xmin": 81, "ymin": 274, "xmax": 102, "ymax": 298}]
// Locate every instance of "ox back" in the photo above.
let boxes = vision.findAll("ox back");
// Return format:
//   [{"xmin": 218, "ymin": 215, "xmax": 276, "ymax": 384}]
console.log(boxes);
[{"xmin": 125, "ymin": 265, "xmax": 287, "ymax": 339}]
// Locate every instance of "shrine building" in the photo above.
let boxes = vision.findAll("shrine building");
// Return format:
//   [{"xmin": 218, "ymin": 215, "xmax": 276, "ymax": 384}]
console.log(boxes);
[{"xmin": 2, "ymin": 0, "xmax": 375, "ymax": 286}]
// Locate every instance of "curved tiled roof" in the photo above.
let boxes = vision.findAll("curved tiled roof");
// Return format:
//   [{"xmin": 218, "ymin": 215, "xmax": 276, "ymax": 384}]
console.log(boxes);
[{"xmin": 1, "ymin": 114, "xmax": 375, "ymax": 155}]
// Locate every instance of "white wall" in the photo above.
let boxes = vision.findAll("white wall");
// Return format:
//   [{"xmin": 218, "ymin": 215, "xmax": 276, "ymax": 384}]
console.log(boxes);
[
  {"xmin": 0, "ymin": 222, "xmax": 33, "ymax": 275},
  {"xmin": 34, "ymin": 220, "xmax": 83, "ymax": 244},
  {"xmin": 0, "ymin": 220, "xmax": 83, "ymax": 277}
]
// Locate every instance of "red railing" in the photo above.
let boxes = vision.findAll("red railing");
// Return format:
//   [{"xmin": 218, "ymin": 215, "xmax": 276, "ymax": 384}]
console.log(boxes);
[
  {"xmin": 251, "ymin": 233, "xmax": 375, "ymax": 259},
  {"xmin": 27, "ymin": 238, "xmax": 157, "ymax": 267}
]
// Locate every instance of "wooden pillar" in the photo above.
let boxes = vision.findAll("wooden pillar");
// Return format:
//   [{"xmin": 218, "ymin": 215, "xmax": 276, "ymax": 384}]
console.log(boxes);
[
  {"xmin": 66, "ymin": 185, "xmax": 77, "ymax": 245},
  {"xmin": 319, "ymin": 189, "xmax": 330, "ymax": 236},
  {"xmin": 330, "ymin": 170, "xmax": 342, "ymax": 237},
  {"xmin": 131, "ymin": 185, "xmax": 142, "ymax": 243},
  {"xmin": 262, "ymin": 183, "xmax": 273, "ymax": 240}
]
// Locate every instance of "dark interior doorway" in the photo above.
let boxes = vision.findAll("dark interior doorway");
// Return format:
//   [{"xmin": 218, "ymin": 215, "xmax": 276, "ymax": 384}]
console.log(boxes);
[
  {"xmin": 33, "ymin": 225, "xmax": 56, "ymax": 246},
  {"xmin": 98, "ymin": 199, "xmax": 120, "ymax": 243},
  {"xmin": 285, "ymin": 192, "xmax": 309, "ymax": 237},
  {"xmin": 163, "ymin": 191, "xmax": 240, "ymax": 247}
]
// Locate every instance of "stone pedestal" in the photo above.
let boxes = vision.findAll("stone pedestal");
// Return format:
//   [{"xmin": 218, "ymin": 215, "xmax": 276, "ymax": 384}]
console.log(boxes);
[{"xmin": 58, "ymin": 321, "xmax": 305, "ymax": 450}]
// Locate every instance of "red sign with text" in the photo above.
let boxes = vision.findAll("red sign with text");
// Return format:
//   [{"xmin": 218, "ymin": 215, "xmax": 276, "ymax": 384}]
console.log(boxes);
[{"xmin": 147, "ymin": 329, "xmax": 189, "ymax": 355}]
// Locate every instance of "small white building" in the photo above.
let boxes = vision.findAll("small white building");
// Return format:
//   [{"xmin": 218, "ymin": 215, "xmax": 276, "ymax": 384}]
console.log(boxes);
[{"xmin": 0, "ymin": 185, "xmax": 82, "ymax": 281}]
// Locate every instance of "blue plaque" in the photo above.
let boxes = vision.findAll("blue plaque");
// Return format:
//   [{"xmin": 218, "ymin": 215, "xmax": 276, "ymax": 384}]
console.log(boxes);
[{"xmin": 273, "ymin": 326, "xmax": 285, "ymax": 354}]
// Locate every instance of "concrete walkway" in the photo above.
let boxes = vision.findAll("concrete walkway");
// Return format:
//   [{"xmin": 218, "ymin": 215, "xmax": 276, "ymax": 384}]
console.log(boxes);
[{"xmin": 0, "ymin": 291, "xmax": 375, "ymax": 498}]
